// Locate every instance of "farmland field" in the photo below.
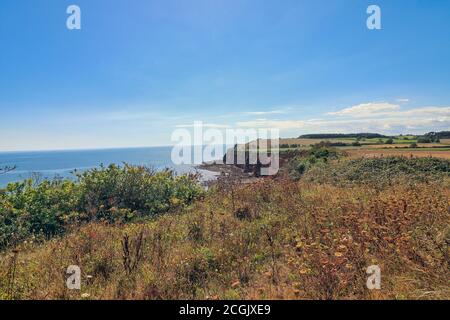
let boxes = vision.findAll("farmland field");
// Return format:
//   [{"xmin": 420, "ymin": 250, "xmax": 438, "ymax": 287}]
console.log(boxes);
[
  {"xmin": 347, "ymin": 149, "xmax": 450, "ymax": 159},
  {"xmin": 277, "ymin": 136, "xmax": 450, "ymax": 160}
]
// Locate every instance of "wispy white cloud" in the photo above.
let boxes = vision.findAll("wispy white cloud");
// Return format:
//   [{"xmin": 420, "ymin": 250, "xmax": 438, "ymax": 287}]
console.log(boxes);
[
  {"xmin": 236, "ymin": 102, "xmax": 450, "ymax": 134},
  {"xmin": 327, "ymin": 102, "xmax": 400, "ymax": 117},
  {"xmin": 327, "ymin": 102, "xmax": 450, "ymax": 119}
]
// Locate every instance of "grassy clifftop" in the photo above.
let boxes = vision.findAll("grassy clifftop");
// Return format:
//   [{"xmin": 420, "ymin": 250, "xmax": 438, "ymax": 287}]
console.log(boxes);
[{"xmin": 0, "ymin": 154, "xmax": 449, "ymax": 300}]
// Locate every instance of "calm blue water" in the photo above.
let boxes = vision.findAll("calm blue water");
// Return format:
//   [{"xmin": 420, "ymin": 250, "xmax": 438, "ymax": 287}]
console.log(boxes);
[{"xmin": 0, "ymin": 147, "xmax": 218, "ymax": 187}]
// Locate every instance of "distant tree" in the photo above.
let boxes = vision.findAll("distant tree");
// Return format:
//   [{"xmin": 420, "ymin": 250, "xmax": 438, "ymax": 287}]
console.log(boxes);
[
  {"xmin": 385, "ymin": 138, "xmax": 394, "ymax": 145},
  {"xmin": 421, "ymin": 131, "xmax": 444, "ymax": 142},
  {"xmin": 299, "ymin": 133, "xmax": 387, "ymax": 139}
]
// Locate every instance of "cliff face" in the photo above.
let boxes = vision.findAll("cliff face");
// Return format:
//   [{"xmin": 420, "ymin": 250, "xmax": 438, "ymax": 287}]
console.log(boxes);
[{"xmin": 222, "ymin": 144, "xmax": 267, "ymax": 177}]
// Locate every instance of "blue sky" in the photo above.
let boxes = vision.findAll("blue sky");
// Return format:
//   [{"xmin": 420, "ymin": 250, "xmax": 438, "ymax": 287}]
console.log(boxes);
[{"xmin": 0, "ymin": 0, "xmax": 449, "ymax": 151}]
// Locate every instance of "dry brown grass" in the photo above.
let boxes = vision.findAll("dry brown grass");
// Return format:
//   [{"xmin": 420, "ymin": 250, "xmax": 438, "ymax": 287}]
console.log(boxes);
[{"xmin": 1, "ymin": 178, "xmax": 448, "ymax": 300}]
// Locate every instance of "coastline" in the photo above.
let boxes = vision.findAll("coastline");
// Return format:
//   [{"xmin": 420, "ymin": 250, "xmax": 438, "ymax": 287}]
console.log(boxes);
[{"xmin": 197, "ymin": 161, "xmax": 265, "ymax": 185}]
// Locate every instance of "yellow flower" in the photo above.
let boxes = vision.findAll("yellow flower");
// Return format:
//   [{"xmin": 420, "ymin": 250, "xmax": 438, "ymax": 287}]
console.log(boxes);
[
  {"xmin": 299, "ymin": 268, "xmax": 309, "ymax": 274},
  {"xmin": 170, "ymin": 197, "xmax": 181, "ymax": 206}
]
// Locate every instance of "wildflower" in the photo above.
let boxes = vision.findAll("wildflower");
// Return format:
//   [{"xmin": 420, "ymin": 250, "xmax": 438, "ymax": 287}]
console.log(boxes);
[{"xmin": 299, "ymin": 268, "xmax": 309, "ymax": 274}]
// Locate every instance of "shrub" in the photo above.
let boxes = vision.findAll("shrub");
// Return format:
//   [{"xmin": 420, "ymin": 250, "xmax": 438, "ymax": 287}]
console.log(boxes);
[
  {"xmin": 417, "ymin": 137, "xmax": 432, "ymax": 143},
  {"xmin": 288, "ymin": 145, "xmax": 342, "ymax": 179},
  {"xmin": 304, "ymin": 156, "xmax": 450, "ymax": 188},
  {"xmin": 0, "ymin": 164, "xmax": 203, "ymax": 250},
  {"xmin": 77, "ymin": 164, "xmax": 203, "ymax": 220},
  {"xmin": 0, "ymin": 179, "xmax": 80, "ymax": 249}
]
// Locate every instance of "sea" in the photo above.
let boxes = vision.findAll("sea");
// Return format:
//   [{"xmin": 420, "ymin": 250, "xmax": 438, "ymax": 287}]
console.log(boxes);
[{"xmin": 0, "ymin": 146, "xmax": 221, "ymax": 188}]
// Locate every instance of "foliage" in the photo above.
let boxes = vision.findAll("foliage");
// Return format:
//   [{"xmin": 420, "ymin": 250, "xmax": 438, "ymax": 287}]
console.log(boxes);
[
  {"xmin": 289, "ymin": 145, "xmax": 342, "ymax": 179},
  {"xmin": 423, "ymin": 131, "xmax": 448, "ymax": 141},
  {"xmin": 303, "ymin": 156, "xmax": 450, "ymax": 188},
  {"xmin": 299, "ymin": 133, "xmax": 387, "ymax": 139},
  {"xmin": 0, "ymin": 164, "xmax": 203, "ymax": 250},
  {"xmin": 1, "ymin": 153, "xmax": 449, "ymax": 300},
  {"xmin": 0, "ymin": 177, "xmax": 448, "ymax": 300},
  {"xmin": 76, "ymin": 164, "xmax": 202, "ymax": 221},
  {"xmin": 417, "ymin": 137, "xmax": 432, "ymax": 143}
]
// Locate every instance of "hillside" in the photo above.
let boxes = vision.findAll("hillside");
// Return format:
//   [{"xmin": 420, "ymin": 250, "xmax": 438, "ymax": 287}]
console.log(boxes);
[{"xmin": 1, "ymin": 149, "xmax": 449, "ymax": 300}]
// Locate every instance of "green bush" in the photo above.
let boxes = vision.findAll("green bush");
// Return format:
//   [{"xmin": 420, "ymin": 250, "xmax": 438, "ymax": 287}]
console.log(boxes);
[
  {"xmin": 0, "ymin": 164, "xmax": 203, "ymax": 250},
  {"xmin": 417, "ymin": 137, "xmax": 432, "ymax": 143},
  {"xmin": 0, "ymin": 179, "xmax": 80, "ymax": 249},
  {"xmin": 304, "ymin": 157, "xmax": 450, "ymax": 187},
  {"xmin": 289, "ymin": 146, "xmax": 341, "ymax": 179},
  {"xmin": 77, "ymin": 164, "xmax": 203, "ymax": 220}
]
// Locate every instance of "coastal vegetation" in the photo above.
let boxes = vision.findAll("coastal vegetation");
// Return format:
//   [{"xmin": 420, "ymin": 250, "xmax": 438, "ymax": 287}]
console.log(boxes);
[
  {"xmin": 0, "ymin": 164, "xmax": 203, "ymax": 251},
  {"xmin": 0, "ymin": 136, "xmax": 449, "ymax": 300}
]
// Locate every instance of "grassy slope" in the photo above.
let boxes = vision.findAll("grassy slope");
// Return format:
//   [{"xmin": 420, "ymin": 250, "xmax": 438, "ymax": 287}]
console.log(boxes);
[{"xmin": 1, "ymin": 158, "xmax": 449, "ymax": 300}]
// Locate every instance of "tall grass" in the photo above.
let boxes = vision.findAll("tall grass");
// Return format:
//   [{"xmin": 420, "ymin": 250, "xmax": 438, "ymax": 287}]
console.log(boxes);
[{"xmin": 1, "ymin": 174, "xmax": 448, "ymax": 299}]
